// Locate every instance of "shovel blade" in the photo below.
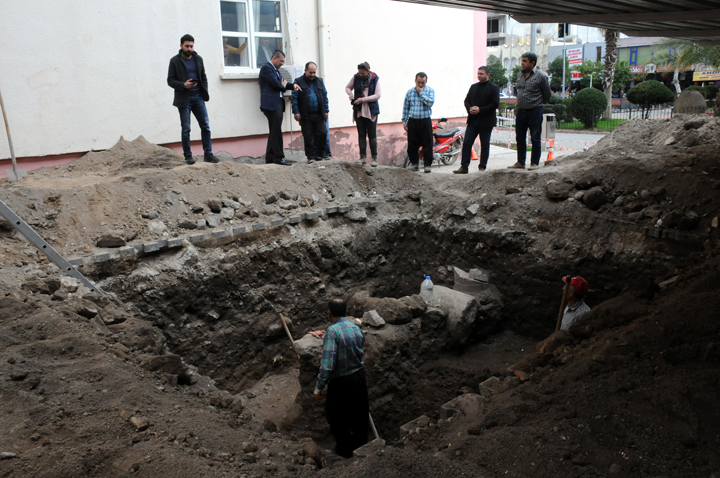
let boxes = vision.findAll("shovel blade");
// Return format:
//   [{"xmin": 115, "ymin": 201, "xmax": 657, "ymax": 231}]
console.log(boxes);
[{"xmin": 5, "ymin": 168, "xmax": 26, "ymax": 182}]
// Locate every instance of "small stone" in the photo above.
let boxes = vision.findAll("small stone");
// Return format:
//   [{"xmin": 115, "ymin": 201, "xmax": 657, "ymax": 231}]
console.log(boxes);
[
  {"xmin": 220, "ymin": 208, "xmax": 235, "ymax": 220},
  {"xmin": 250, "ymin": 210, "xmax": 260, "ymax": 218},
  {"xmin": 142, "ymin": 210, "xmax": 159, "ymax": 220},
  {"xmin": 96, "ymin": 234, "xmax": 126, "ymax": 248},
  {"xmin": 650, "ymin": 186, "xmax": 666, "ymax": 197},
  {"xmin": 129, "ymin": 416, "xmax": 150, "ymax": 431},
  {"xmin": 627, "ymin": 212, "xmax": 644, "ymax": 221},
  {"xmin": 178, "ymin": 219, "xmax": 197, "ymax": 229},
  {"xmin": 52, "ymin": 289, "xmax": 68, "ymax": 301},
  {"xmin": 613, "ymin": 196, "xmax": 623, "ymax": 207},
  {"xmin": 573, "ymin": 191, "xmax": 585, "ymax": 201},
  {"xmin": 345, "ymin": 208, "xmax": 367, "ymax": 222},
  {"xmin": 640, "ymin": 190, "xmax": 651, "ymax": 200},
  {"xmin": 711, "ymin": 217, "xmax": 718, "ymax": 228},
  {"xmin": 222, "ymin": 198, "xmax": 241, "ymax": 209},
  {"xmin": 10, "ymin": 372, "xmax": 28, "ymax": 381},
  {"xmin": 466, "ymin": 203, "xmax": 480, "ymax": 216},
  {"xmin": 362, "ymin": 310, "xmax": 386, "ymax": 328},
  {"xmin": 191, "ymin": 204, "xmax": 205, "ymax": 213},
  {"xmin": 243, "ymin": 442, "xmax": 259, "ymax": 453},
  {"xmin": 206, "ymin": 199, "xmax": 222, "ymax": 213},
  {"xmin": 545, "ymin": 180, "xmax": 573, "ymax": 200},
  {"xmin": 206, "ymin": 215, "xmax": 221, "ymax": 228},
  {"xmin": 582, "ymin": 186, "xmax": 607, "ymax": 211},
  {"xmin": 265, "ymin": 193, "xmax": 278, "ymax": 205},
  {"xmin": 147, "ymin": 219, "xmax": 167, "ymax": 234},
  {"xmin": 0, "ymin": 452, "xmax": 17, "ymax": 460},
  {"xmin": 279, "ymin": 190, "xmax": 297, "ymax": 200},
  {"xmin": 278, "ymin": 200, "xmax": 298, "ymax": 210},
  {"xmin": 196, "ymin": 219, "xmax": 208, "ymax": 230},
  {"xmin": 207, "ymin": 310, "xmax": 220, "ymax": 320},
  {"xmin": 574, "ymin": 174, "xmax": 599, "ymax": 190}
]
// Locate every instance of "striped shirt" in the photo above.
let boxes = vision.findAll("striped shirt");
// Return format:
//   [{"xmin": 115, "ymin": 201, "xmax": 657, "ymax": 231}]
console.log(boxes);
[
  {"xmin": 560, "ymin": 300, "xmax": 591, "ymax": 330},
  {"xmin": 402, "ymin": 85, "xmax": 435, "ymax": 123},
  {"xmin": 516, "ymin": 69, "xmax": 551, "ymax": 110},
  {"xmin": 315, "ymin": 317, "xmax": 365, "ymax": 390}
]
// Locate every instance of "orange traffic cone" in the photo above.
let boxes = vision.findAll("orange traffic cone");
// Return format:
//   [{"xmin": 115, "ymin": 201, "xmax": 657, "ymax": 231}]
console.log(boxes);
[
  {"xmin": 470, "ymin": 147, "xmax": 479, "ymax": 161},
  {"xmin": 544, "ymin": 139, "xmax": 555, "ymax": 164}
]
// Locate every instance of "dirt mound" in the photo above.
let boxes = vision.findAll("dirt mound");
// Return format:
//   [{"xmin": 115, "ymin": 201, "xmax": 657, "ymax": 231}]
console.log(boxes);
[{"xmin": 52, "ymin": 136, "xmax": 184, "ymax": 177}]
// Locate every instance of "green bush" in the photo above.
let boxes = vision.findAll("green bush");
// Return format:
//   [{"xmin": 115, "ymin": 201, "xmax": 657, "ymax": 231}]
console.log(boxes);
[
  {"xmin": 542, "ymin": 104, "xmax": 567, "ymax": 122},
  {"xmin": 549, "ymin": 93, "xmax": 563, "ymax": 105},
  {"xmin": 569, "ymin": 88, "xmax": 608, "ymax": 128},
  {"xmin": 499, "ymin": 101, "xmax": 508, "ymax": 112},
  {"xmin": 561, "ymin": 97, "xmax": 574, "ymax": 121},
  {"xmin": 705, "ymin": 85, "xmax": 719, "ymax": 99},
  {"xmin": 684, "ymin": 85, "xmax": 708, "ymax": 98},
  {"xmin": 627, "ymin": 80, "xmax": 676, "ymax": 106}
]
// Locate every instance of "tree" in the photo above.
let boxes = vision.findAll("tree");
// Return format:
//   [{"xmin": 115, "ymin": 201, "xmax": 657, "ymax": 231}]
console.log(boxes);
[
  {"xmin": 653, "ymin": 39, "xmax": 720, "ymax": 95},
  {"xmin": 511, "ymin": 64, "xmax": 522, "ymax": 83},
  {"xmin": 486, "ymin": 55, "xmax": 509, "ymax": 88},
  {"xmin": 547, "ymin": 55, "xmax": 571, "ymax": 90},
  {"xmin": 570, "ymin": 88, "xmax": 608, "ymax": 128},
  {"xmin": 577, "ymin": 61, "xmax": 603, "ymax": 89},
  {"xmin": 601, "ymin": 29, "xmax": 620, "ymax": 121},
  {"xmin": 626, "ymin": 80, "xmax": 675, "ymax": 118},
  {"xmin": 612, "ymin": 61, "xmax": 632, "ymax": 92}
]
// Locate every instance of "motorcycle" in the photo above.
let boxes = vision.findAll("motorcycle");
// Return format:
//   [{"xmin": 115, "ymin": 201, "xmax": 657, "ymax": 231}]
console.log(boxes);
[{"xmin": 403, "ymin": 118, "xmax": 465, "ymax": 168}]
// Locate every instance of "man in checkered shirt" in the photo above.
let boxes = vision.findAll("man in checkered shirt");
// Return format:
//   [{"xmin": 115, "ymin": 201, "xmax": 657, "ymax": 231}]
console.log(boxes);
[
  {"xmin": 509, "ymin": 52, "xmax": 551, "ymax": 170},
  {"xmin": 311, "ymin": 299, "xmax": 368, "ymax": 458},
  {"xmin": 402, "ymin": 72, "xmax": 436, "ymax": 173}
]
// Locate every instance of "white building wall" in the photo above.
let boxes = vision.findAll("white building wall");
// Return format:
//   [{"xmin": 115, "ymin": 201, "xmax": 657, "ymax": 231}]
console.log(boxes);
[{"xmin": 0, "ymin": 0, "xmax": 474, "ymax": 159}]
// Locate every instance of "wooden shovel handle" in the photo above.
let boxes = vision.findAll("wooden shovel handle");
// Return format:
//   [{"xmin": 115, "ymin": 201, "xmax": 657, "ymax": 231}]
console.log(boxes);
[{"xmin": 555, "ymin": 277, "xmax": 571, "ymax": 332}]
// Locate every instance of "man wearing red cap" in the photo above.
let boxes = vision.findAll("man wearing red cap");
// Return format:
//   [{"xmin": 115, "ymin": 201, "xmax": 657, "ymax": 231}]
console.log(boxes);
[{"xmin": 560, "ymin": 276, "xmax": 591, "ymax": 330}]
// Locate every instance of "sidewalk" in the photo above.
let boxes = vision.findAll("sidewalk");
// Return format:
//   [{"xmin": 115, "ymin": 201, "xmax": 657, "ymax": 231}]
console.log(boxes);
[{"xmin": 431, "ymin": 131, "xmax": 607, "ymax": 175}]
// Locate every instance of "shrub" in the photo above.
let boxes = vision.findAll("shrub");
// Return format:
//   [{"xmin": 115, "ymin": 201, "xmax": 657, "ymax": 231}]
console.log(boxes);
[
  {"xmin": 705, "ymin": 85, "xmax": 719, "ymax": 99},
  {"xmin": 561, "ymin": 97, "xmax": 574, "ymax": 121},
  {"xmin": 499, "ymin": 101, "xmax": 508, "ymax": 112},
  {"xmin": 569, "ymin": 88, "xmax": 608, "ymax": 128},
  {"xmin": 627, "ymin": 80, "xmax": 676, "ymax": 106},
  {"xmin": 542, "ymin": 104, "xmax": 567, "ymax": 122},
  {"xmin": 549, "ymin": 93, "xmax": 563, "ymax": 105},
  {"xmin": 684, "ymin": 85, "xmax": 708, "ymax": 98}
]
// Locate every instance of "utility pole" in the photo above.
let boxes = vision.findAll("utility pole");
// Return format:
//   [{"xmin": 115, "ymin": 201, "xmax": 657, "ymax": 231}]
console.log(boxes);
[
  {"xmin": 562, "ymin": 33, "xmax": 566, "ymax": 98},
  {"xmin": 530, "ymin": 23, "xmax": 537, "ymax": 54}
]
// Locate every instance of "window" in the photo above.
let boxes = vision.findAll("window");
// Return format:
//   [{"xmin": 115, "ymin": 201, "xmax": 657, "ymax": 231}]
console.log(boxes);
[
  {"xmin": 504, "ymin": 58, "xmax": 509, "ymax": 69},
  {"xmin": 221, "ymin": 0, "xmax": 283, "ymax": 69},
  {"xmin": 487, "ymin": 40, "xmax": 499, "ymax": 47},
  {"xmin": 629, "ymin": 47, "xmax": 638, "ymax": 66},
  {"xmin": 487, "ymin": 19, "xmax": 499, "ymax": 34}
]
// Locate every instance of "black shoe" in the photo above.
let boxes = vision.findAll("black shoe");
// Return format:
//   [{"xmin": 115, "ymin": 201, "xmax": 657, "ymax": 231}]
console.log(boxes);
[
  {"xmin": 307, "ymin": 158, "xmax": 315, "ymax": 164},
  {"xmin": 203, "ymin": 154, "xmax": 220, "ymax": 163},
  {"xmin": 276, "ymin": 159, "xmax": 293, "ymax": 166},
  {"xmin": 185, "ymin": 158, "xmax": 196, "ymax": 165}
]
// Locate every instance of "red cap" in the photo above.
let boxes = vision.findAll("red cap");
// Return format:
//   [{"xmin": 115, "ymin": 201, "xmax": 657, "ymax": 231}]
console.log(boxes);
[{"xmin": 563, "ymin": 276, "xmax": 589, "ymax": 296}]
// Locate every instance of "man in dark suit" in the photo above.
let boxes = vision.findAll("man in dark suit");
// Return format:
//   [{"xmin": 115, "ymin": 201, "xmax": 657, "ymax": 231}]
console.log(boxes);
[
  {"xmin": 454, "ymin": 66, "xmax": 499, "ymax": 174},
  {"xmin": 258, "ymin": 50, "xmax": 301, "ymax": 166}
]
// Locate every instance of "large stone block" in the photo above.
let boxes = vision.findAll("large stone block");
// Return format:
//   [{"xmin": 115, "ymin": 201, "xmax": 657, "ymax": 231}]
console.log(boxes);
[
  {"xmin": 440, "ymin": 393, "xmax": 484, "ymax": 420},
  {"xmin": 674, "ymin": 90, "xmax": 707, "ymax": 115},
  {"xmin": 432, "ymin": 285, "xmax": 481, "ymax": 345},
  {"xmin": 293, "ymin": 334, "xmax": 324, "ymax": 357}
]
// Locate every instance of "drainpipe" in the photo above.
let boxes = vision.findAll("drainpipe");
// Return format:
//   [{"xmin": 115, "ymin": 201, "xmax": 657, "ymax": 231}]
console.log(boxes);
[{"xmin": 317, "ymin": 0, "xmax": 326, "ymax": 77}]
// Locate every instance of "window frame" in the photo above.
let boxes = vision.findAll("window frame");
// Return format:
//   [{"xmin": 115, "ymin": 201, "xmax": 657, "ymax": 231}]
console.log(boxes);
[
  {"xmin": 220, "ymin": 0, "xmax": 285, "ymax": 77},
  {"xmin": 629, "ymin": 47, "xmax": 638, "ymax": 66}
]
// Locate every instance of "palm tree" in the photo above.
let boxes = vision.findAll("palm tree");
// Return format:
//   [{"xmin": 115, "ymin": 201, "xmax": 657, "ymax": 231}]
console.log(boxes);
[
  {"xmin": 601, "ymin": 30, "xmax": 619, "ymax": 121},
  {"xmin": 653, "ymin": 39, "xmax": 720, "ymax": 95}
]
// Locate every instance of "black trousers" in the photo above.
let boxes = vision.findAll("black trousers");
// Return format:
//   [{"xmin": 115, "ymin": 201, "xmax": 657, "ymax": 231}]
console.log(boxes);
[
  {"xmin": 355, "ymin": 114, "xmax": 377, "ymax": 157},
  {"xmin": 325, "ymin": 369, "xmax": 369, "ymax": 458},
  {"xmin": 407, "ymin": 118, "xmax": 434, "ymax": 167},
  {"xmin": 461, "ymin": 123, "xmax": 493, "ymax": 169},
  {"xmin": 262, "ymin": 97, "xmax": 285, "ymax": 163},
  {"xmin": 301, "ymin": 112, "xmax": 327, "ymax": 160}
]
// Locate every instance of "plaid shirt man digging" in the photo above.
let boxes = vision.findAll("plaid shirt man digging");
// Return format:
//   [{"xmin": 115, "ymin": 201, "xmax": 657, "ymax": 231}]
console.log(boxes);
[
  {"xmin": 315, "ymin": 317, "xmax": 365, "ymax": 391},
  {"xmin": 402, "ymin": 85, "xmax": 435, "ymax": 123}
]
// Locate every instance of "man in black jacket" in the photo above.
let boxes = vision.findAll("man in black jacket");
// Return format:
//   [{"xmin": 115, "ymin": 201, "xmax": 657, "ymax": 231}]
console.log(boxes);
[
  {"xmin": 167, "ymin": 34, "xmax": 219, "ymax": 164},
  {"xmin": 291, "ymin": 62, "xmax": 329, "ymax": 164},
  {"xmin": 454, "ymin": 66, "xmax": 499, "ymax": 174}
]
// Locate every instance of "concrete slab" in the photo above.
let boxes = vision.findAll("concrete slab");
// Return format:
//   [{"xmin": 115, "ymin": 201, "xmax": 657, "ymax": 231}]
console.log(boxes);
[
  {"xmin": 288, "ymin": 214, "xmax": 304, "ymax": 224},
  {"xmin": 232, "ymin": 225, "xmax": 247, "ymax": 235},
  {"xmin": 68, "ymin": 257, "xmax": 84, "ymax": 267},
  {"xmin": 188, "ymin": 233, "xmax": 206, "ymax": 244},
  {"xmin": 211, "ymin": 229, "xmax": 227, "ymax": 239},
  {"xmin": 271, "ymin": 218, "xmax": 285, "ymax": 227},
  {"xmin": 252, "ymin": 223, "xmax": 266, "ymax": 231},
  {"xmin": 399, "ymin": 415, "xmax": 431, "ymax": 439},
  {"xmin": 93, "ymin": 252, "xmax": 111, "ymax": 263},
  {"xmin": 166, "ymin": 238, "xmax": 183, "ymax": 248},
  {"xmin": 118, "ymin": 247, "xmax": 137, "ymax": 258}
]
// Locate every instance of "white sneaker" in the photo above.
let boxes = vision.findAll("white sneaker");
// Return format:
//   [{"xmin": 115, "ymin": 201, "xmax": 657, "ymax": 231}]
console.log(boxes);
[
  {"xmin": 424, "ymin": 166, "xmax": 431, "ymax": 173},
  {"xmin": 408, "ymin": 163, "xmax": 419, "ymax": 171}
]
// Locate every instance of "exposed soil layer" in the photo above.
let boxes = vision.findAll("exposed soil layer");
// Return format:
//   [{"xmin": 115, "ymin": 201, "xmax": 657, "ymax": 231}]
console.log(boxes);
[{"xmin": 0, "ymin": 115, "xmax": 719, "ymax": 477}]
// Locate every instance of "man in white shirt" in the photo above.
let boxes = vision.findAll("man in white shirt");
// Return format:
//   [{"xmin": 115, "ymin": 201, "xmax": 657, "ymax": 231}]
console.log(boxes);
[{"xmin": 560, "ymin": 276, "xmax": 591, "ymax": 330}]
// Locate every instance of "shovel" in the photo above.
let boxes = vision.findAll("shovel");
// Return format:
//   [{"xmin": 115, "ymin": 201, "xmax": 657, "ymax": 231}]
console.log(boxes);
[{"xmin": 1, "ymin": 87, "xmax": 26, "ymax": 182}]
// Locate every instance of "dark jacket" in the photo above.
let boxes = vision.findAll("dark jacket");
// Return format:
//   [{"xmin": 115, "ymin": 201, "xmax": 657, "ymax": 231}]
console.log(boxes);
[
  {"xmin": 167, "ymin": 50, "xmax": 209, "ymax": 107},
  {"xmin": 291, "ymin": 75, "xmax": 328, "ymax": 119},
  {"xmin": 353, "ymin": 72, "xmax": 380, "ymax": 116},
  {"xmin": 464, "ymin": 80, "xmax": 499, "ymax": 129},
  {"xmin": 258, "ymin": 62, "xmax": 295, "ymax": 111}
]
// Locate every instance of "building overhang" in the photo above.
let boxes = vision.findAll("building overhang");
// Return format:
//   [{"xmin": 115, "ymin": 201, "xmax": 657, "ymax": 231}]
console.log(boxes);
[{"xmin": 393, "ymin": 0, "xmax": 720, "ymax": 45}]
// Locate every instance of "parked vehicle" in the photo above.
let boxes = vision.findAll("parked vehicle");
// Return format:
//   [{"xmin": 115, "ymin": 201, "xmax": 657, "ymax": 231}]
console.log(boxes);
[
  {"xmin": 403, "ymin": 118, "xmax": 465, "ymax": 168},
  {"xmin": 499, "ymin": 92, "xmax": 516, "ymax": 99}
]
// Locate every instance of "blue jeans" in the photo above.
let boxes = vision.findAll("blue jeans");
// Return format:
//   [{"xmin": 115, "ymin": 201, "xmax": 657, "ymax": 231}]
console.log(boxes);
[
  {"xmin": 178, "ymin": 94, "xmax": 212, "ymax": 159},
  {"xmin": 515, "ymin": 106, "xmax": 543, "ymax": 166}
]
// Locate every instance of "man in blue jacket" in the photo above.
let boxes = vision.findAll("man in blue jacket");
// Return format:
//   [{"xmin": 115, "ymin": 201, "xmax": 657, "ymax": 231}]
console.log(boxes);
[
  {"xmin": 291, "ymin": 62, "xmax": 329, "ymax": 164},
  {"xmin": 167, "ymin": 34, "xmax": 220, "ymax": 164},
  {"xmin": 259, "ymin": 50, "xmax": 301, "ymax": 166}
]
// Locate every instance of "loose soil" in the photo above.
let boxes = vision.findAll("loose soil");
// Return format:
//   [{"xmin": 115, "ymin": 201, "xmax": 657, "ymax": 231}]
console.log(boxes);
[{"xmin": 0, "ymin": 115, "xmax": 719, "ymax": 477}]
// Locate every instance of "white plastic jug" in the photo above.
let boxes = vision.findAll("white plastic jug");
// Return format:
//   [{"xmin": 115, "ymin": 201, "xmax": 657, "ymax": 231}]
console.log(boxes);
[{"xmin": 420, "ymin": 274, "xmax": 434, "ymax": 304}]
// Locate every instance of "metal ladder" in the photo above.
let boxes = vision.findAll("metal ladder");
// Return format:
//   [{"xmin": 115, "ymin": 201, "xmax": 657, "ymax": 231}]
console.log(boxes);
[{"xmin": 0, "ymin": 198, "xmax": 107, "ymax": 296}]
